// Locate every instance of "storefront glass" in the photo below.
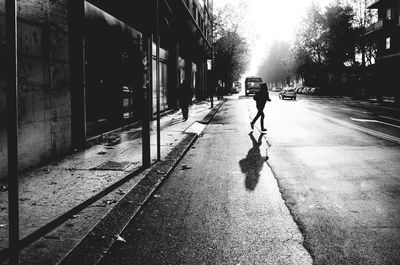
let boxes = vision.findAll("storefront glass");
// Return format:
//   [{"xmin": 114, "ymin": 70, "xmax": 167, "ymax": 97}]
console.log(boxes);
[{"xmin": 84, "ymin": 2, "xmax": 142, "ymax": 138}]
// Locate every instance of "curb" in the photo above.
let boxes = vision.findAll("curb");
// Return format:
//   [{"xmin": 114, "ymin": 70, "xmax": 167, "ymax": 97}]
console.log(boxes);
[
  {"xmin": 199, "ymin": 102, "xmax": 223, "ymax": 124},
  {"xmin": 57, "ymin": 100, "xmax": 225, "ymax": 265}
]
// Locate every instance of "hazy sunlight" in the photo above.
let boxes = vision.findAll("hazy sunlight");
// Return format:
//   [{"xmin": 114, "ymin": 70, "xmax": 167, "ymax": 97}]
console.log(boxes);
[{"xmin": 214, "ymin": 0, "xmax": 334, "ymax": 77}]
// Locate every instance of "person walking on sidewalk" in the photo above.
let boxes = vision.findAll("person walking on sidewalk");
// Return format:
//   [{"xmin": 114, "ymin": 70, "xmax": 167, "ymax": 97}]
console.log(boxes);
[
  {"xmin": 216, "ymin": 83, "xmax": 224, "ymax": 100},
  {"xmin": 250, "ymin": 83, "xmax": 271, "ymax": 133},
  {"xmin": 178, "ymin": 79, "xmax": 193, "ymax": 121}
]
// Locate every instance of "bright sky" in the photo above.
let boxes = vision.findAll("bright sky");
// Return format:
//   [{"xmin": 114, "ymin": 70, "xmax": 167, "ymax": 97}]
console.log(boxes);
[{"xmin": 213, "ymin": 0, "xmax": 334, "ymax": 77}]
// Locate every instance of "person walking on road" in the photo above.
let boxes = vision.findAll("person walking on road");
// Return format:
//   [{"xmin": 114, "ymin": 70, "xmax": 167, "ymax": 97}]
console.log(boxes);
[
  {"xmin": 250, "ymin": 83, "xmax": 271, "ymax": 133},
  {"xmin": 178, "ymin": 79, "xmax": 193, "ymax": 121}
]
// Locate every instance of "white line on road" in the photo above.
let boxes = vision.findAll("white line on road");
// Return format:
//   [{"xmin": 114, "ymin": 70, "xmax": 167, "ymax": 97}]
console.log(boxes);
[
  {"xmin": 364, "ymin": 104, "xmax": 400, "ymax": 112},
  {"xmin": 337, "ymin": 107, "xmax": 368, "ymax": 114},
  {"xmin": 337, "ymin": 107, "xmax": 355, "ymax": 111},
  {"xmin": 379, "ymin": 115, "xmax": 400, "ymax": 123},
  {"xmin": 339, "ymin": 119, "xmax": 400, "ymax": 144},
  {"xmin": 350, "ymin": 117, "xmax": 400, "ymax": 129},
  {"xmin": 334, "ymin": 203, "xmax": 342, "ymax": 209},
  {"xmin": 291, "ymin": 103, "xmax": 400, "ymax": 145},
  {"xmin": 332, "ymin": 105, "xmax": 369, "ymax": 114}
]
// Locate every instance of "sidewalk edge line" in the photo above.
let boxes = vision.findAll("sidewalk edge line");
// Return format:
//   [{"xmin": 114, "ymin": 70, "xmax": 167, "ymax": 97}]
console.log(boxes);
[
  {"xmin": 199, "ymin": 99, "xmax": 225, "ymax": 124},
  {"xmin": 57, "ymin": 133, "xmax": 198, "ymax": 265}
]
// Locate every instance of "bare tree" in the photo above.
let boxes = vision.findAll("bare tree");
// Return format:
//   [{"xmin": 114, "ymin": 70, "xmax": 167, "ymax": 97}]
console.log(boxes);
[
  {"xmin": 346, "ymin": 0, "xmax": 377, "ymax": 67},
  {"xmin": 213, "ymin": 3, "xmax": 250, "ymax": 90}
]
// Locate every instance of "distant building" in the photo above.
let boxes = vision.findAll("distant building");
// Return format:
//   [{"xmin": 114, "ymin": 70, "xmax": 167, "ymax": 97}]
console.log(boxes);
[
  {"xmin": 364, "ymin": 0, "xmax": 400, "ymax": 102},
  {"xmin": 0, "ymin": 0, "xmax": 213, "ymax": 179}
]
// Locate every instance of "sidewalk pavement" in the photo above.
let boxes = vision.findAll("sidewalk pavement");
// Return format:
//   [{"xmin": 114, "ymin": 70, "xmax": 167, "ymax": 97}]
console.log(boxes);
[{"xmin": 0, "ymin": 99, "xmax": 225, "ymax": 265}]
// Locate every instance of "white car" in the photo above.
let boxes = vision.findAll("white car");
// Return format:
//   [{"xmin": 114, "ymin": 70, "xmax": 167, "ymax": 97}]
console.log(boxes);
[{"xmin": 279, "ymin": 87, "xmax": 296, "ymax": 100}]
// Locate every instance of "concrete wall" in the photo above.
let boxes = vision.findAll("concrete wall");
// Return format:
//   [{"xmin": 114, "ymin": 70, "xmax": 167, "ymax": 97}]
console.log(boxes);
[{"xmin": 0, "ymin": 0, "xmax": 71, "ymax": 179}]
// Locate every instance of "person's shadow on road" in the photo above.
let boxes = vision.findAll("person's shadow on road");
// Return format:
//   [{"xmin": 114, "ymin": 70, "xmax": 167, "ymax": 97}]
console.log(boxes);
[{"xmin": 239, "ymin": 132, "xmax": 268, "ymax": 191}]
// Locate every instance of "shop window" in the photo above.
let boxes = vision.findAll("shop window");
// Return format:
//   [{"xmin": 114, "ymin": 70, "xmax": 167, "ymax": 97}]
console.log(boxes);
[
  {"xmin": 152, "ymin": 44, "xmax": 169, "ymax": 115},
  {"xmin": 192, "ymin": 63, "xmax": 197, "ymax": 91},
  {"xmin": 152, "ymin": 60, "xmax": 168, "ymax": 114},
  {"xmin": 180, "ymin": 69, "xmax": 185, "ymax": 84},
  {"xmin": 84, "ymin": 2, "xmax": 142, "ymax": 138},
  {"xmin": 386, "ymin": 8, "xmax": 391, "ymax": 20},
  {"xmin": 386, "ymin": 37, "xmax": 391, "ymax": 49},
  {"xmin": 178, "ymin": 57, "xmax": 186, "ymax": 84}
]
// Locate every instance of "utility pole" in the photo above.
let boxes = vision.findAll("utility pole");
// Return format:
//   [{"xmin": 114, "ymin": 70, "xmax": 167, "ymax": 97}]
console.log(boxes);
[{"xmin": 6, "ymin": 0, "xmax": 19, "ymax": 263}]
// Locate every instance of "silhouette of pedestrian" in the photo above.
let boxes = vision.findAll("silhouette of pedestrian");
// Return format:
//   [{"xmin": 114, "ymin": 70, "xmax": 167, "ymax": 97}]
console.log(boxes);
[
  {"xmin": 216, "ymin": 83, "xmax": 224, "ymax": 100},
  {"xmin": 250, "ymin": 83, "xmax": 271, "ymax": 133},
  {"xmin": 239, "ymin": 132, "xmax": 266, "ymax": 191},
  {"xmin": 177, "ymin": 79, "xmax": 192, "ymax": 121}
]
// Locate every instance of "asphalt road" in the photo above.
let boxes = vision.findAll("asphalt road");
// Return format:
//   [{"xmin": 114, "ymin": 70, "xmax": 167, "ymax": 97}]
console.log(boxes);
[
  {"xmin": 265, "ymin": 93, "xmax": 400, "ymax": 264},
  {"xmin": 99, "ymin": 93, "xmax": 400, "ymax": 265}
]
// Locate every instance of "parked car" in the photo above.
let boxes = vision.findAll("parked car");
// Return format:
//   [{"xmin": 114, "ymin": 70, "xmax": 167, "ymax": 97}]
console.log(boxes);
[
  {"xmin": 308, "ymin": 87, "xmax": 316, "ymax": 94},
  {"xmin": 279, "ymin": 87, "xmax": 296, "ymax": 100},
  {"xmin": 313, "ymin": 87, "xmax": 322, "ymax": 95},
  {"xmin": 271, "ymin": 86, "xmax": 282, "ymax": 92},
  {"xmin": 295, "ymin": 86, "xmax": 304, "ymax": 93},
  {"xmin": 299, "ymin": 86, "xmax": 310, "ymax": 94},
  {"xmin": 302, "ymin": 87, "xmax": 311, "ymax": 94},
  {"xmin": 244, "ymin": 76, "xmax": 263, "ymax": 96}
]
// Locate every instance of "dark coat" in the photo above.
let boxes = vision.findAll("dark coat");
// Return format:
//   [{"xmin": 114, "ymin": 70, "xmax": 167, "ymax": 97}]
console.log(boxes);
[
  {"xmin": 253, "ymin": 89, "xmax": 271, "ymax": 109},
  {"xmin": 178, "ymin": 80, "xmax": 192, "ymax": 107}
]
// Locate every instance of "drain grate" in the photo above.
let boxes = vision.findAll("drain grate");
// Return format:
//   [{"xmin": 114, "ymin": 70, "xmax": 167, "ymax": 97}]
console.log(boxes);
[{"xmin": 92, "ymin": 161, "xmax": 132, "ymax": 171}]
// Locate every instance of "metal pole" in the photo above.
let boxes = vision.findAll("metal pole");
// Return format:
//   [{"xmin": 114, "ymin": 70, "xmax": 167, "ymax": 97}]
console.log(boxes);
[
  {"xmin": 156, "ymin": 0, "xmax": 161, "ymax": 161},
  {"xmin": 210, "ymin": 0, "xmax": 214, "ymax": 108},
  {"xmin": 6, "ymin": 0, "xmax": 19, "ymax": 263},
  {"xmin": 142, "ymin": 36, "xmax": 152, "ymax": 167}
]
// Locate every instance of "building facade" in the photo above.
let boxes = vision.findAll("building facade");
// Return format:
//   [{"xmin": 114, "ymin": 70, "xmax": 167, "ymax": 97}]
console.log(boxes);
[
  {"xmin": 365, "ymin": 0, "xmax": 400, "ymax": 102},
  {"xmin": 0, "ymin": 0, "xmax": 213, "ymax": 179}
]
